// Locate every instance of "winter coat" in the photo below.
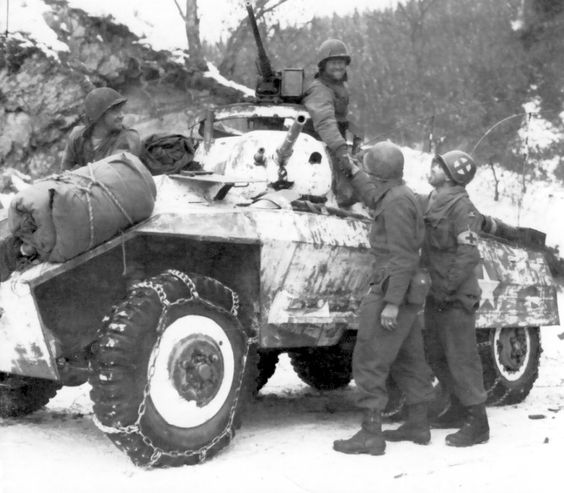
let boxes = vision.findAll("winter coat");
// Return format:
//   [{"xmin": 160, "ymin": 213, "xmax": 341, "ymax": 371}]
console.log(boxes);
[
  {"xmin": 420, "ymin": 185, "xmax": 482, "ymax": 310},
  {"xmin": 61, "ymin": 125, "xmax": 142, "ymax": 171},
  {"xmin": 352, "ymin": 171, "xmax": 424, "ymax": 306},
  {"xmin": 301, "ymin": 73, "xmax": 349, "ymax": 154}
]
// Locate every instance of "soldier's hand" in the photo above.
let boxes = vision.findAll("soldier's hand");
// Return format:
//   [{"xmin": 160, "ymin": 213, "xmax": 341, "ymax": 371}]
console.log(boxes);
[
  {"xmin": 381, "ymin": 303, "xmax": 399, "ymax": 331},
  {"xmin": 335, "ymin": 148, "xmax": 359, "ymax": 178}
]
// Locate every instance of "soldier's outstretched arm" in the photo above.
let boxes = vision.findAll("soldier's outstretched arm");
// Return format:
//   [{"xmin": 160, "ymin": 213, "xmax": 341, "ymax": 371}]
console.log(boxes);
[{"xmin": 350, "ymin": 171, "xmax": 389, "ymax": 209}]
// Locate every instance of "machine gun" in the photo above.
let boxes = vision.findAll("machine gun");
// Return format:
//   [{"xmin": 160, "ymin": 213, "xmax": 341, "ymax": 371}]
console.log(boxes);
[{"xmin": 245, "ymin": 1, "xmax": 304, "ymax": 103}]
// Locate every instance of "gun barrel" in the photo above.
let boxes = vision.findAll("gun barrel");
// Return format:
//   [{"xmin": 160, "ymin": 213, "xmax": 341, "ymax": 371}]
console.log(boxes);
[
  {"xmin": 275, "ymin": 114, "xmax": 307, "ymax": 167},
  {"xmin": 245, "ymin": 1, "xmax": 273, "ymax": 79}
]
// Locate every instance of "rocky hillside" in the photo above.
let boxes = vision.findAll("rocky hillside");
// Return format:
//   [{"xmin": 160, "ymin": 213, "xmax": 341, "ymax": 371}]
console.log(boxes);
[{"xmin": 0, "ymin": 0, "xmax": 248, "ymax": 177}]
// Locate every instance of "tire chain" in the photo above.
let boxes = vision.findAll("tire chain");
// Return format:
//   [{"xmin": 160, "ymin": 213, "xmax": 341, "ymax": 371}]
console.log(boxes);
[
  {"xmin": 477, "ymin": 336, "xmax": 511, "ymax": 406},
  {"xmin": 93, "ymin": 269, "xmax": 253, "ymax": 467}
]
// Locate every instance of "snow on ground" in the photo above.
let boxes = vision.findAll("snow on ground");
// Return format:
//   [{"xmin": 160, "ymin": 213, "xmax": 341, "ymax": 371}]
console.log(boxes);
[
  {"xmin": 1, "ymin": 291, "xmax": 563, "ymax": 493},
  {"xmin": 204, "ymin": 62, "xmax": 255, "ymax": 97},
  {"xmin": 2, "ymin": 0, "xmax": 69, "ymax": 56}
]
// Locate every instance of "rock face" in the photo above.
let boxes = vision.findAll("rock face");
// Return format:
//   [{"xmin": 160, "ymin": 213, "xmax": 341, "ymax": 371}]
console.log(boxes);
[{"xmin": 0, "ymin": 1, "xmax": 248, "ymax": 177}]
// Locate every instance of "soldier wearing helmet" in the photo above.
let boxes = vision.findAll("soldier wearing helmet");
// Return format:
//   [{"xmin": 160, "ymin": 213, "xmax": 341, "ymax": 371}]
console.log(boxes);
[
  {"xmin": 301, "ymin": 39, "xmax": 362, "ymax": 207},
  {"xmin": 333, "ymin": 142, "xmax": 435, "ymax": 456},
  {"xmin": 61, "ymin": 87, "xmax": 142, "ymax": 171},
  {"xmin": 416, "ymin": 150, "xmax": 490, "ymax": 448}
]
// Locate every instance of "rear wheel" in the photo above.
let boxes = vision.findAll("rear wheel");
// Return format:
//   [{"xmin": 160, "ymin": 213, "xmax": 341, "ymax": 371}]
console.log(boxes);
[
  {"xmin": 255, "ymin": 350, "xmax": 280, "ymax": 393},
  {"xmin": 289, "ymin": 332, "xmax": 354, "ymax": 391},
  {"xmin": 89, "ymin": 270, "xmax": 256, "ymax": 467},
  {"xmin": 478, "ymin": 327, "xmax": 541, "ymax": 405},
  {"xmin": 0, "ymin": 373, "xmax": 61, "ymax": 418}
]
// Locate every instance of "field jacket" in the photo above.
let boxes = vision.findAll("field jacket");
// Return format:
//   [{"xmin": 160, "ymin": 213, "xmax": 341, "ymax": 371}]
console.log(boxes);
[
  {"xmin": 352, "ymin": 171, "xmax": 424, "ymax": 306},
  {"xmin": 302, "ymin": 73, "xmax": 349, "ymax": 154},
  {"xmin": 61, "ymin": 126, "xmax": 142, "ymax": 171},
  {"xmin": 419, "ymin": 186, "xmax": 482, "ymax": 310}
]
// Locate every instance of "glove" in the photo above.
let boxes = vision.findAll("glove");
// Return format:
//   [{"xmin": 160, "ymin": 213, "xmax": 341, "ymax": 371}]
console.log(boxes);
[
  {"xmin": 335, "ymin": 147, "xmax": 359, "ymax": 178},
  {"xmin": 352, "ymin": 135, "xmax": 363, "ymax": 155}
]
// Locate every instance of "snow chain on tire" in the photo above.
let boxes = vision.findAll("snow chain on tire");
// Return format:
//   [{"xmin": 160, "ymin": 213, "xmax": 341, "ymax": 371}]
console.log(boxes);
[
  {"xmin": 477, "ymin": 337, "xmax": 512, "ymax": 406},
  {"xmin": 477, "ymin": 328, "xmax": 541, "ymax": 406},
  {"xmin": 92, "ymin": 269, "xmax": 254, "ymax": 467}
]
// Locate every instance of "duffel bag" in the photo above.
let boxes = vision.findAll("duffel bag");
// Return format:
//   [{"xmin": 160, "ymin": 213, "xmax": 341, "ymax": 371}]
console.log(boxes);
[{"xmin": 141, "ymin": 133, "xmax": 201, "ymax": 175}]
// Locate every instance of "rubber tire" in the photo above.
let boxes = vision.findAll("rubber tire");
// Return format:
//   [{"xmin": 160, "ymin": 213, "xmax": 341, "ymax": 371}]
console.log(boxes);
[
  {"xmin": 478, "ymin": 327, "xmax": 541, "ymax": 406},
  {"xmin": 288, "ymin": 336, "xmax": 353, "ymax": 391},
  {"xmin": 0, "ymin": 373, "xmax": 61, "ymax": 418},
  {"xmin": 255, "ymin": 350, "xmax": 279, "ymax": 393},
  {"xmin": 89, "ymin": 271, "xmax": 256, "ymax": 467}
]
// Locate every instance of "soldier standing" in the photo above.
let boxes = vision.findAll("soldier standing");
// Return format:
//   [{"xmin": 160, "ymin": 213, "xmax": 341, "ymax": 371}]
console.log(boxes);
[
  {"xmin": 333, "ymin": 142, "xmax": 435, "ymax": 456},
  {"xmin": 301, "ymin": 39, "xmax": 362, "ymax": 207},
  {"xmin": 420, "ymin": 150, "xmax": 490, "ymax": 447},
  {"xmin": 61, "ymin": 87, "xmax": 142, "ymax": 171}
]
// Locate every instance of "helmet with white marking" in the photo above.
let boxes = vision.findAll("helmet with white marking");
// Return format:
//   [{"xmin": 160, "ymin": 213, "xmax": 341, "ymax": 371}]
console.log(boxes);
[{"xmin": 436, "ymin": 150, "xmax": 476, "ymax": 186}]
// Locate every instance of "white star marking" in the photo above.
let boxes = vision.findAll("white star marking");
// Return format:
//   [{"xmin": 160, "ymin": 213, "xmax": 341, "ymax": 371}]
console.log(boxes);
[{"xmin": 478, "ymin": 264, "xmax": 500, "ymax": 309}]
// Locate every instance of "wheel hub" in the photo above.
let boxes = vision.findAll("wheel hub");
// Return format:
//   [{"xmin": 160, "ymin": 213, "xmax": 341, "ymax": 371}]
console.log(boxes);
[
  {"xmin": 495, "ymin": 327, "xmax": 529, "ymax": 376},
  {"xmin": 149, "ymin": 314, "xmax": 236, "ymax": 428},
  {"xmin": 169, "ymin": 336, "xmax": 224, "ymax": 407}
]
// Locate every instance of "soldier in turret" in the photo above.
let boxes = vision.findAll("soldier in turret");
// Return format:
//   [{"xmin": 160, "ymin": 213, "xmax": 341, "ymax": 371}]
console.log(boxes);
[
  {"xmin": 419, "ymin": 151, "xmax": 490, "ymax": 447},
  {"xmin": 333, "ymin": 142, "xmax": 435, "ymax": 456},
  {"xmin": 302, "ymin": 39, "xmax": 362, "ymax": 207},
  {"xmin": 61, "ymin": 87, "xmax": 142, "ymax": 171}
]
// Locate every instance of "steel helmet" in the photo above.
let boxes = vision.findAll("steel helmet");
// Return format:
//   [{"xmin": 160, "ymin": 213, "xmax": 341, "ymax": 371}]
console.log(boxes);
[
  {"xmin": 84, "ymin": 87, "xmax": 127, "ymax": 124},
  {"xmin": 317, "ymin": 39, "xmax": 351, "ymax": 67},
  {"xmin": 436, "ymin": 150, "xmax": 477, "ymax": 186},
  {"xmin": 362, "ymin": 142, "xmax": 404, "ymax": 180}
]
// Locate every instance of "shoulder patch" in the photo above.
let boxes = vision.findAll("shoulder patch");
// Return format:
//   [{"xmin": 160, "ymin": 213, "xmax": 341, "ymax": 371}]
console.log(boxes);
[{"xmin": 457, "ymin": 228, "xmax": 479, "ymax": 246}]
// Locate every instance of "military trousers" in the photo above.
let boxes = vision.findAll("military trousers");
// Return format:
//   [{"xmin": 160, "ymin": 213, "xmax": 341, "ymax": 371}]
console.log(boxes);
[
  {"xmin": 424, "ymin": 297, "xmax": 487, "ymax": 406},
  {"xmin": 352, "ymin": 290, "xmax": 434, "ymax": 411}
]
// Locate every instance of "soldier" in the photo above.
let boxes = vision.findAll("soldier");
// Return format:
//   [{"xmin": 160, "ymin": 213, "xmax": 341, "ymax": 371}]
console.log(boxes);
[
  {"xmin": 301, "ymin": 39, "xmax": 362, "ymax": 207},
  {"xmin": 420, "ymin": 150, "xmax": 490, "ymax": 447},
  {"xmin": 333, "ymin": 142, "xmax": 435, "ymax": 456},
  {"xmin": 61, "ymin": 87, "xmax": 142, "ymax": 171}
]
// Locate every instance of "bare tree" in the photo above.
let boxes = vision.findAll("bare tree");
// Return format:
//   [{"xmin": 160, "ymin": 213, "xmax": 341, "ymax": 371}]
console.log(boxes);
[
  {"xmin": 488, "ymin": 162, "xmax": 500, "ymax": 201},
  {"xmin": 174, "ymin": 0, "xmax": 289, "ymax": 76},
  {"xmin": 174, "ymin": 0, "xmax": 208, "ymax": 70},
  {"xmin": 217, "ymin": 0, "xmax": 289, "ymax": 78}
]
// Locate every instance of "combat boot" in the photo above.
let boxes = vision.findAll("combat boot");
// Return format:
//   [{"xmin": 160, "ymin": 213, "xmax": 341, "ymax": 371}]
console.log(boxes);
[
  {"xmin": 446, "ymin": 403, "xmax": 489, "ymax": 447},
  {"xmin": 333, "ymin": 410, "xmax": 386, "ymax": 456},
  {"xmin": 430, "ymin": 394, "xmax": 467, "ymax": 429},
  {"xmin": 382, "ymin": 402, "xmax": 430, "ymax": 445}
]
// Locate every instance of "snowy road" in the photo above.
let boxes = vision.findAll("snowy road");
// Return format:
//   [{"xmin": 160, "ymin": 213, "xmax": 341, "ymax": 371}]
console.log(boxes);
[{"xmin": 1, "ymin": 317, "xmax": 563, "ymax": 493}]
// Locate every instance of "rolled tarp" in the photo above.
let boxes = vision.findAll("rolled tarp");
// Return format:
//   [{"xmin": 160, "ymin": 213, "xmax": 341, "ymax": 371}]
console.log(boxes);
[{"xmin": 9, "ymin": 152, "xmax": 156, "ymax": 263}]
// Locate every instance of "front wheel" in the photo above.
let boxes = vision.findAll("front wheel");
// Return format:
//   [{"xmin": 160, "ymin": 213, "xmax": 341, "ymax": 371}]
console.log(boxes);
[
  {"xmin": 0, "ymin": 373, "xmax": 61, "ymax": 418},
  {"xmin": 478, "ymin": 327, "xmax": 541, "ymax": 405},
  {"xmin": 89, "ymin": 270, "xmax": 256, "ymax": 467}
]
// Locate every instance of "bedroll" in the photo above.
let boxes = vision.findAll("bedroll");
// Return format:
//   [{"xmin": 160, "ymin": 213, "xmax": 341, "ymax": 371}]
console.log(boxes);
[{"xmin": 8, "ymin": 152, "xmax": 156, "ymax": 263}]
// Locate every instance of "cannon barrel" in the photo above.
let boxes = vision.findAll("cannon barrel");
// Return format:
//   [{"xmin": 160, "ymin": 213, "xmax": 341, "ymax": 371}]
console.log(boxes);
[{"xmin": 275, "ymin": 114, "xmax": 306, "ymax": 168}]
